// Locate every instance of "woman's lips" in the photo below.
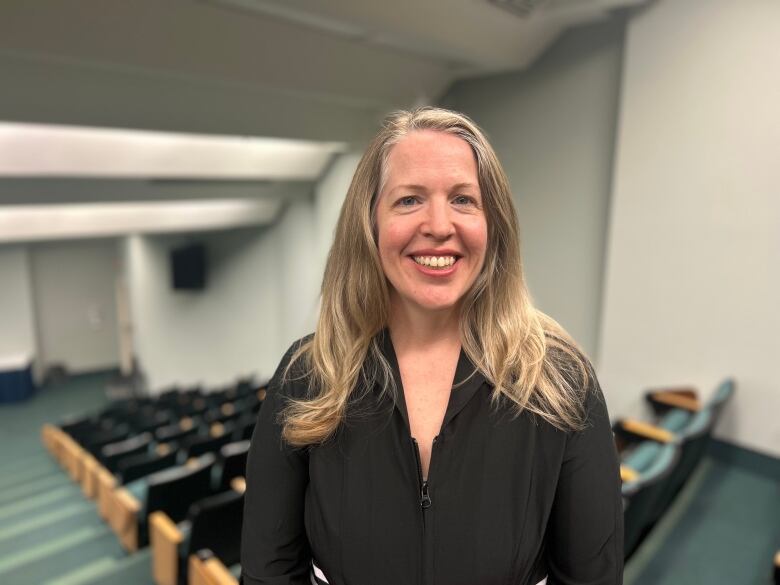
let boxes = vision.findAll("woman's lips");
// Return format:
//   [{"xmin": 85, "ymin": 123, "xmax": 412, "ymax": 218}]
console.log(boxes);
[{"xmin": 408, "ymin": 256, "xmax": 459, "ymax": 276}]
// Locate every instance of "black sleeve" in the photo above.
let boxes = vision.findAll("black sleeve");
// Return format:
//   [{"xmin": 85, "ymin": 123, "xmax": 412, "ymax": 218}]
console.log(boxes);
[
  {"xmin": 546, "ymin": 374, "xmax": 624, "ymax": 585},
  {"xmin": 241, "ymin": 342, "xmax": 312, "ymax": 585}
]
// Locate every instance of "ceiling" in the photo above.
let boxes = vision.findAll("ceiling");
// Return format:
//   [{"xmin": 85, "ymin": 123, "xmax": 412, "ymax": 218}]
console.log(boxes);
[{"xmin": 0, "ymin": 0, "xmax": 644, "ymax": 239}]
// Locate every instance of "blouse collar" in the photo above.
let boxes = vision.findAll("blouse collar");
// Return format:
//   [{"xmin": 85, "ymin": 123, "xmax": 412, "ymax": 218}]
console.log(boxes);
[{"xmin": 376, "ymin": 328, "xmax": 489, "ymax": 432}]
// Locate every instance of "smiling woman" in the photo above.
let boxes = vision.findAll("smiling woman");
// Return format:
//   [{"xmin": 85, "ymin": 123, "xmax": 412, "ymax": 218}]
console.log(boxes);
[
  {"xmin": 241, "ymin": 108, "xmax": 624, "ymax": 585},
  {"xmin": 376, "ymin": 130, "xmax": 488, "ymax": 315}
]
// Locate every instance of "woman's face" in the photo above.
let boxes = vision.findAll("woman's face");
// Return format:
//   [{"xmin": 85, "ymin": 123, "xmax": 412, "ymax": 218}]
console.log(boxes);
[{"xmin": 375, "ymin": 130, "xmax": 488, "ymax": 317}]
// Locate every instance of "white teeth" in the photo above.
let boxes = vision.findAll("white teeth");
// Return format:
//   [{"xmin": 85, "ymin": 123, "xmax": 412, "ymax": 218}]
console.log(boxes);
[{"xmin": 412, "ymin": 255, "xmax": 456, "ymax": 268}]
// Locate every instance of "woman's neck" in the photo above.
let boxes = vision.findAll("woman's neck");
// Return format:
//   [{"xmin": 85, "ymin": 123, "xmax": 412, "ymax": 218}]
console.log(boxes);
[{"xmin": 387, "ymin": 296, "xmax": 461, "ymax": 352}]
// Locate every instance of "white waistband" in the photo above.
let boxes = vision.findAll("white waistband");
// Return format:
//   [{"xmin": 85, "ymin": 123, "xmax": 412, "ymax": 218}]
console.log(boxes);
[{"xmin": 311, "ymin": 560, "xmax": 547, "ymax": 585}]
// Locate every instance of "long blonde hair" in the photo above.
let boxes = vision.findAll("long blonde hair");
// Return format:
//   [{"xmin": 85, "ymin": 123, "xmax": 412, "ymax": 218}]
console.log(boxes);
[{"xmin": 282, "ymin": 107, "xmax": 590, "ymax": 446}]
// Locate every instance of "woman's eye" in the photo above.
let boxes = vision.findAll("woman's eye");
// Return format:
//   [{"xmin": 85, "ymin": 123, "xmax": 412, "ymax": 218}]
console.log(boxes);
[
  {"xmin": 453, "ymin": 195, "xmax": 475, "ymax": 206},
  {"xmin": 397, "ymin": 196, "xmax": 419, "ymax": 207}
]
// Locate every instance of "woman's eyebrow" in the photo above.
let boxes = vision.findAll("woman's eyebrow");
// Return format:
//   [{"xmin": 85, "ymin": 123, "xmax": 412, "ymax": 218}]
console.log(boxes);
[
  {"xmin": 450, "ymin": 182, "xmax": 479, "ymax": 191},
  {"xmin": 390, "ymin": 183, "xmax": 427, "ymax": 193},
  {"xmin": 390, "ymin": 182, "xmax": 479, "ymax": 193}
]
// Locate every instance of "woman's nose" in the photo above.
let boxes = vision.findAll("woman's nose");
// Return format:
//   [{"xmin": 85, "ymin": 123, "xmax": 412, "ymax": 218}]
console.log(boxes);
[{"xmin": 421, "ymin": 200, "xmax": 455, "ymax": 239}]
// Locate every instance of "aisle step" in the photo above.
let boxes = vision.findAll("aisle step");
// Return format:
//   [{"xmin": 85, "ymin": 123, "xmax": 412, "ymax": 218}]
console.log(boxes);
[{"xmin": 0, "ymin": 484, "xmax": 80, "ymax": 522}]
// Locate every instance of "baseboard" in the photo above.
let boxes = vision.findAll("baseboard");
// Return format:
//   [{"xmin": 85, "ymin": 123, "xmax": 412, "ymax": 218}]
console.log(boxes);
[{"xmin": 707, "ymin": 438, "xmax": 780, "ymax": 480}]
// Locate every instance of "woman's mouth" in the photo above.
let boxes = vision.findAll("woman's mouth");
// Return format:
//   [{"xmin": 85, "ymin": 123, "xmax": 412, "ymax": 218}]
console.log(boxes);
[{"xmin": 412, "ymin": 255, "xmax": 458, "ymax": 270}]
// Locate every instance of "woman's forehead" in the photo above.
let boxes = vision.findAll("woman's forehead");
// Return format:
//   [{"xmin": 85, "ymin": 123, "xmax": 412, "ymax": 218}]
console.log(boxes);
[{"xmin": 382, "ymin": 130, "xmax": 478, "ymax": 193}]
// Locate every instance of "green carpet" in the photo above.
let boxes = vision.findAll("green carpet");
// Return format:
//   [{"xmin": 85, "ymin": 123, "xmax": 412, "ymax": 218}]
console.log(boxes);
[
  {"xmin": 625, "ymin": 447, "xmax": 779, "ymax": 585},
  {"xmin": 0, "ymin": 371, "xmax": 155, "ymax": 585}
]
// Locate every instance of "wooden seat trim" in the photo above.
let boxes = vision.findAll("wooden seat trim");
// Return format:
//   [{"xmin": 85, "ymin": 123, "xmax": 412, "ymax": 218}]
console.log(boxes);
[
  {"xmin": 150, "ymin": 511, "xmax": 183, "ymax": 585},
  {"xmin": 621, "ymin": 418, "xmax": 676, "ymax": 444}
]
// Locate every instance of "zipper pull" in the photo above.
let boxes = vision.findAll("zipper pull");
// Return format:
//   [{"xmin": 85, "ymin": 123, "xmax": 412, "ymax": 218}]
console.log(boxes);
[{"xmin": 420, "ymin": 481, "xmax": 432, "ymax": 509}]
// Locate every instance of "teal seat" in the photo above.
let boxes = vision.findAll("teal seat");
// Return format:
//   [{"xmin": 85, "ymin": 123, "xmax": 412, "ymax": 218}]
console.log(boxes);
[
  {"xmin": 623, "ymin": 441, "xmax": 662, "ymax": 473},
  {"xmin": 680, "ymin": 407, "xmax": 711, "ymax": 438},
  {"xmin": 622, "ymin": 442, "xmax": 680, "ymax": 557},
  {"xmin": 640, "ymin": 442, "xmax": 677, "ymax": 479},
  {"xmin": 708, "ymin": 379, "xmax": 734, "ymax": 410},
  {"xmin": 659, "ymin": 408, "xmax": 691, "ymax": 433}
]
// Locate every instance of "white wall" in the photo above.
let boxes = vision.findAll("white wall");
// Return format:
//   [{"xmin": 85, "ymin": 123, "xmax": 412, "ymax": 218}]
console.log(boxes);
[
  {"xmin": 123, "ymin": 225, "xmax": 283, "ymax": 392},
  {"xmin": 442, "ymin": 19, "xmax": 625, "ymax": 359},
  {"xmin": 120, "ymin": 155, "xmax": 366, "ymax": 392},
  {"xmin": 0, "ymin": 245, "xmax": 37, "ymax": 359},
  {"xmin": 598, "ymin": 0, "xmax": 780, "ymax": 457},
  {"xmin": 29, "ymin": 239, "xmax": 120, "ymax": 373}
]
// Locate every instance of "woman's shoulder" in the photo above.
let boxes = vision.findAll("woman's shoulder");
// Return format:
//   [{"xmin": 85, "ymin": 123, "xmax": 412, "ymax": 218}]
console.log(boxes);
[{"xmin": 268, "ymin": 334, "xmax": 315, "ymax": 401}]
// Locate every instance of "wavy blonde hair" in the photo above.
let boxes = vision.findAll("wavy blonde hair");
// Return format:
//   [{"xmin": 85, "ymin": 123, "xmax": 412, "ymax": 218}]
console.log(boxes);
[{"xmin": 282, "ymin": 107, "xmax": 591, "ymax": 446}]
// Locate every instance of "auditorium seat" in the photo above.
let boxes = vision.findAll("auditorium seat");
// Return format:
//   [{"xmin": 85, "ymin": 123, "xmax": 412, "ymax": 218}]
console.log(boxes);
[
  {"xmin": 108, "ymin": 454, "xmax": 217, "ymax": 552},
  {"xmin": 213, "ymin": 441, "xmax": 250, "ymax": 492},
  {"xmin": 101, "ymin": 432, "xmax": 154, "ymax": 472},
  {"xmin": 614, "ymin": 405, "xmax": 719, "ymax": 521},
  {"xmin": 156, "ymin": 418, "xmax": 199, "ymax": 444},
  {"xmin": 150, "ymin": 479, "xmax": 245, "ymax": 585},
  {"xmin": 179, "ymin": 423, "xmax": 236, "ymax": 460},
  {"xmin": 645, "ymin": 378, "xmax": 735, "ymax": 421},
  {"xmin": 98, "ymin": 446, "xmax": 179, "ymax": 520},
  {"xmin": 621, "ymin": 442, "xmax": 680, "ymax": 557}
]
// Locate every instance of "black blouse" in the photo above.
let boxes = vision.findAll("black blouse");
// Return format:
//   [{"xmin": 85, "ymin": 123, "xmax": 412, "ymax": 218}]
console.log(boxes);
[{"xmin": 241, "ymin": 333, "xmax": 624, "ymax": 585}]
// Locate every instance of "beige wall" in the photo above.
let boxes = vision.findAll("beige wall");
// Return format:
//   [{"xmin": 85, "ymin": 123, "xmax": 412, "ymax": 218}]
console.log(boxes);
[
  {"xmin": 598, "ymin": 0, "xmax": 780, "ymax": 457},
  {"xmin": 0, "ymin": 246, "xmax": 37, "ymax": 359},
  {"xmin": 442, "ymin": 19, "xmax": 625, "ymax": 359},
  {"xmin": 29, "ymin": 239, "xmax": 120, "ymax": 373}
]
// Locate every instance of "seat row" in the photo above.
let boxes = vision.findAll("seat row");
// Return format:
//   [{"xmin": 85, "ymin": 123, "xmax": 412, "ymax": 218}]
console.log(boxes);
[
  {"xmin": 613, "ymin": 378, "xmax": 735, "ymax": 559},
  {"xmin": 42, "ymin": 381, "xmax": 266, "ymax": 585}
]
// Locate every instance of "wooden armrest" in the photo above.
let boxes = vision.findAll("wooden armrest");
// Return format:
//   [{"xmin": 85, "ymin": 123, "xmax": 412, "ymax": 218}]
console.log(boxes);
[
  {"xmin": 97, "ymin": 468, "xmax": 117, "ymax": 520},
  {"xmin": 620, "ymin": 465, "xmax": 639, "ymax": 483},
  {"xmin": 41, "ymin": 424, "xmax": 56, "ymax": 454},
  {"xmin": 150, "ymin": 511, "xmax": 183, "ymax": 585},
  {"xmin": 620, "ymin": 419, "xmax": 676, "ymax": 443},
  {"xmin": 81, "ymin": 455, "xmax": 101, "ymax": 499},
  {"xmin": 204, "ymin": 557, "xmax": 239, "ymax": 585},
  {"xmin": 110, "ymin": 488, "xmax": 141, "ymax": 551},
  {"xmin": 230, "ymin": 477, "xmax": 246, "ymax": 494},
  {"xmin": 649, "ymin": 391, "xmax": 701, "ymax": 412},
  {"xmin": 648, "ymin": 386, "xmax": 698, "ymax": 399}
]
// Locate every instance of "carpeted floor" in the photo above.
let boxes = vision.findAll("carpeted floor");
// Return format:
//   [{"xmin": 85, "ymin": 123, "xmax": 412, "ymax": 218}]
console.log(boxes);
[{"xmin": 0, "ymin": 372, "xmax": 777, "ymax": 584}]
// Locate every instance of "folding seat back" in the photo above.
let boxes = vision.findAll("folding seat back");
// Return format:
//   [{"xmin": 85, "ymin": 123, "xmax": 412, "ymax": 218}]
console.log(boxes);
[
  {"xmin": 59, "ymin": 415, "xmax": 98, "ymax": 440},
  {"xmin": 178, "ymin": 397, "xmax": 209, "ymax": 418},
  {"xmin": 204, "ymin": 402, "xmax": 242, "ymax": 426},
  {"xmin": 651, "ymin": 407, "xmax": 715, "ymax": 519},
  {"xmin": 83, "ymin": 425, "xmax": 132, "ymax": 455},
  {"xmin": 145, "ymin": 454, "xmax": 216, "ymax": 525},
  {"xmin": 182, "ymin": 425, "xmax": 235, "ymax": 460},
  {"xmin": 156, "ymin": 418, "xmax": 200, "ymax": 444},
  {"xmin": 707, "ymin": 378, "xmax": 735, "ymax": 421},
  {"xmin": 622, "ymin": 442, "xmax": 680, "ymax": 558},
  {"xmin": 131, "ymin": 410, "xmax": 175, "ymax": 435},
  {"xmin": 101, "ymin": 432, "xmax": 153, "ymax": 472},
  {"xmin": 118, "ymin": 448, "xmax": 179, "ymax": 484},
  {"xmin": 216, "ymin": 441, "xmax": 250, "ymax": 492},
  {"xmin": 184, "ymin": 489, "xmax": 245, "ymax": 570}
]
